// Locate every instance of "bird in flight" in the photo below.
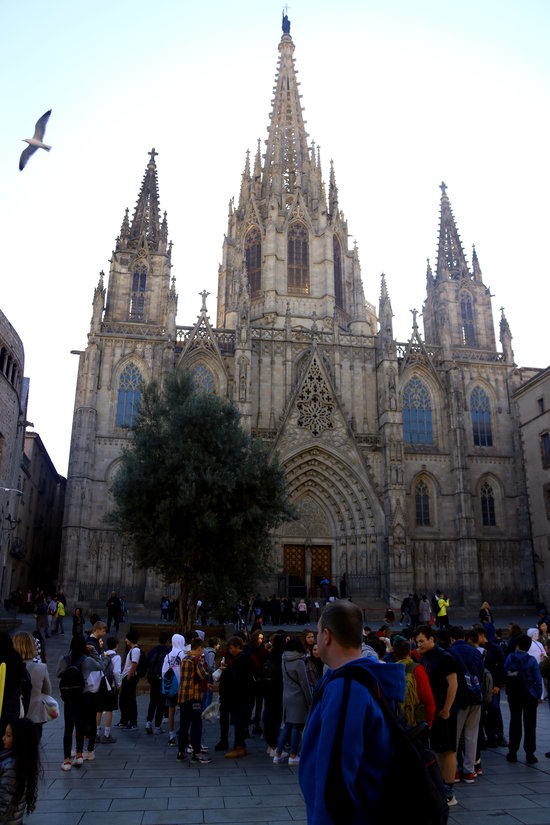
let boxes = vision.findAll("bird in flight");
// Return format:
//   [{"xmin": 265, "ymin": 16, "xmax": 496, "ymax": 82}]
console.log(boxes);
[{"xmin": 19, "ymin": 110, "xmax": 52, "ymax": 171}]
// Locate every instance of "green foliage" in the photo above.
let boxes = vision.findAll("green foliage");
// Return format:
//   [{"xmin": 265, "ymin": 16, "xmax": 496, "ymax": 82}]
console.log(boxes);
[{"xmin": 110, "ymin": 372, "xmax": 294, "ymax": 628}]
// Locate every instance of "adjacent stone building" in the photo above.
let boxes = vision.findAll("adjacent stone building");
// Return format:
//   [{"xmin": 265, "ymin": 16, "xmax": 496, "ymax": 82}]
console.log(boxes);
[
  {"xmin": 59, "ymin": 18, "xmax": 541, "ymax": 608},
  {"xmin": 514, "ymin": 368, "xmax": 550, "ymax": 604},
  {"xmin": 0, "ymin": 308, "xmax": 26, "ymax": 599}
]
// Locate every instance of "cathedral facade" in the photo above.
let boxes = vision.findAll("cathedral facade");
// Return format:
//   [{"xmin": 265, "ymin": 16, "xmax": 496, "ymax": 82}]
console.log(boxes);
[{"xmin": 59, "ymin": 20, "xmax": 539, "ymax": 608}]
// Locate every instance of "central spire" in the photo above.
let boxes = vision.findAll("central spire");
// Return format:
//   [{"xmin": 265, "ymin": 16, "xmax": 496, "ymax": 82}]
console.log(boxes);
[
  {"xmin": 435, "ymin": 182, "xmax": 470, "ymax": 281},
  {"xmin": 128, "ymin": 148, "xmax": 162, "ymax": 250},
  {"xmin": 261, "ymin": 16, "xmax": 312, "ymax": 202}
]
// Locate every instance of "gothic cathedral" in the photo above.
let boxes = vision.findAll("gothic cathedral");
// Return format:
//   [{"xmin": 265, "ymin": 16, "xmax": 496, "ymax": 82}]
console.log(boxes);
[{"xmin": 59, "ymin": 18, "xmax": 537, "ymax": 608}]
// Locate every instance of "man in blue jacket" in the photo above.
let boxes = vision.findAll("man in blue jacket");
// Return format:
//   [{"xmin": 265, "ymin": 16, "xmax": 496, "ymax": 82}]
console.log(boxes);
[
  {"xmin": 449, "ymin": 626, "xmax": 485, "ymax": 783},
  {"xmin": 504, "ymin": 633, "xmax": 543, "ymax": 764},
  {"xmin": 298, "ymin": 600, "xmax": 405, "ymax": 824}
]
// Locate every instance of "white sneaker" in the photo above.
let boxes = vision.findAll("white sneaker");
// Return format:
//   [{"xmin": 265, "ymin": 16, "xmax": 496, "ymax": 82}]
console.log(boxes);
[
  {"xmin": 61, "ymin": 761, "xmax": 71, "ymax": 771},
  {"xmin": 83, "ymin": 751, "xmax": 95, "ymax": 761},
  {"xmin": 288, "ymin": 755, "xmax": 300, "ymax": 765},
  {"xmin": 266, "ymin": 746, "xmax": 277, "ymax": 757},
  {"xmin": 273, "ymin": 753, "xmax": 288, "ymax": 764},
  {"xmin": 73, "ymin": 756, "xmax": 83, "ymax": 767}
]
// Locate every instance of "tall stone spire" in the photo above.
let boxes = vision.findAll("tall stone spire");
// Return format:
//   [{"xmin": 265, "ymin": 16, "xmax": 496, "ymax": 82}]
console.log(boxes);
[
  {"xmin": 261, "ymin": 16, "xmax": 312, "ymax": 202},
  {"xmin": 435, "ymin": 182, "xmax": 470, "ymax": 281},
  {"xmin": 128, "ymin": 148, "xmax": 162, "ymax": 250}
]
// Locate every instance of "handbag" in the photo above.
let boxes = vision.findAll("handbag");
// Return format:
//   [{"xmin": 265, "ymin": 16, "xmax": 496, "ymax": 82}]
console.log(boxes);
[{"xmin": 42, "ymin": 695, "xmax": 59, "ymax": 721}]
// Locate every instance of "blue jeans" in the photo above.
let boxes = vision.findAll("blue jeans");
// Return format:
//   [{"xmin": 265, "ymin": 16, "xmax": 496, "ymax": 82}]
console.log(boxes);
[{"xmin": 276, "ymin": 721, "xmax": 303, "ymax": 756}]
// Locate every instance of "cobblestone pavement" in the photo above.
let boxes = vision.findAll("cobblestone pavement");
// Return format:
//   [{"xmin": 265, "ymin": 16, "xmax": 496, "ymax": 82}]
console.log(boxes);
[{"xmin": 9, "ymin": 609, "xmax": 550, "ymax": 825}]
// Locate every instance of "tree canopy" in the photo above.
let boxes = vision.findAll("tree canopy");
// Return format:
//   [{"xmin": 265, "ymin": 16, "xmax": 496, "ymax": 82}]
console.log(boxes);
[{"xmin": 110, "ymin": 371, "xmax": 294, "ymax": 629}]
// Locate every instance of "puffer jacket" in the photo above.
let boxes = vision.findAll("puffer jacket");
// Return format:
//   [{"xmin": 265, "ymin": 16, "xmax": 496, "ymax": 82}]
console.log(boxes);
[{"xmin": 0, "ymin": 750, "xmax": 25, "ymax": 824}]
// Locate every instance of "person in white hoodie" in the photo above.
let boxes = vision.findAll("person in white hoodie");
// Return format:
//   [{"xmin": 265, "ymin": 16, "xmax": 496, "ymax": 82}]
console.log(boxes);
[
  {"xmin": 161, "ymin": 633, "xmax": 189, "ymax": 746},
  {"xmin": 96, "ymin": 637, "xmax": 121, "ymax": 743}
]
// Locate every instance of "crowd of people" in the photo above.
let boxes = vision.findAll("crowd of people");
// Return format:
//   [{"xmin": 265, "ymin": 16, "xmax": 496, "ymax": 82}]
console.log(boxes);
[{"xmin": 2, "ymin": 591, "xmax": 550, "ymax": 823}]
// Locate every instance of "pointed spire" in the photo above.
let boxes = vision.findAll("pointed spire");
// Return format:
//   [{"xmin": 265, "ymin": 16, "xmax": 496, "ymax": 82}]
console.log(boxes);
[
  {"xmin": 499, "ymin": 306, "xmax": 514, "ymax": 362},
  {"xmin": 379, "ymin": 273, "xmax": 394, "ymax": 349},
  {"xmin": 120, "ymin": 208, "xmax": 130, "ymax": 240},
  {"xmin": 426, "ymin": 257, "xmax": 434, "ymax": 292},
  {"xmin": 238, "ymin": 149, "xmax": 251, "ymax": 211},
  {"xmin": 328, "ymin": 159, "xmax": 339, "ymax": 219},
  {"xmin": 472, "ymin": 244, "xmax": 482, "ymax": 281},
  {"xmin": 262, "ymin": 17, "xmax": 311, "ymax": 201},
  {"xmin": 128, "ymin": 148, "xmax": 162, "ymax": 251},
  {"xmin": 435, "ymin": 182, "xmax": 470, "ymax": 281}
]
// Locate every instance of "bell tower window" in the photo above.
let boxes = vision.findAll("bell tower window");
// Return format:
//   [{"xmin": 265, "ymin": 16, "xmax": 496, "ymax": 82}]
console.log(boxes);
[
  {"xmin": 333, "ymin": 235, "xmax": 343, "ymax": 309},
  {"xmin": 130, "ymin": 264, "xmax": 147, "ymax": 321},
  {"xmin": 288, "ymin": 222, "xmax": 309, "ymax": 295},
  {"xmin": 116, "ymin": 362, "xmax": 143, "ymax": 428},
  {"xmin": 460, "ymin": 294, "xmax": 476, "ymax": 346},
  {"xmin": 245, "ymin": 227, "xmax": 262, "ymax": 296}
]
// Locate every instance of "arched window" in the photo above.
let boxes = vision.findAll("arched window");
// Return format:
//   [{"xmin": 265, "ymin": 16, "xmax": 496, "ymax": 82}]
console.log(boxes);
[
  {"xmin": 471, "ymin": 386, "xmax": 493, "ymax": 447},
  {"xmin": 402, "ymin": 378, "xmax": 434, "ymax": 445},
  {"xmin": 288, "ymin": 222, "xmax": 309, "ymax": 295},
  {"xmin": 481, "ymin": 481, "xmax": 496, "ymax": 526},
  {"xmin": 245, "ymin": 227, "xmax": 261, "ymax": 295},
  {"xmin": 415, "ymin": 479, "xmax": 431, "ymax": 526},
  {"xmin": 116, "ymin": 362, "xmax": 142, "ymax": 428},
  {"xmin": 333, "ymin": 235, "xmax": 343, "ymax": 309},
  {"xmin": 192, "ymin": 363, "xmax": 215, "ymax": 394},
  {"xmin": 130, "ymin": 264, "xmax": 147, "ymax": 320},
  {"xmin": 460, "ymin": 294, "xmax": 476, "ymax": 346}
]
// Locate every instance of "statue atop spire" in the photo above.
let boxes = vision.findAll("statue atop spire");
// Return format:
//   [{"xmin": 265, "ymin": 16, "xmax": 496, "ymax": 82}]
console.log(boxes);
[{"xmin": 282, "ymin": 9, "xmax": 291, "ymax": 35}]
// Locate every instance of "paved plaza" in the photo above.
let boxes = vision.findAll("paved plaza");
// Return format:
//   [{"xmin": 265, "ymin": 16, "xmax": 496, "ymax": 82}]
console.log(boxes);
[{"xmin": 10, "ymin": 609, "xmax": 550, "ymax": 825}]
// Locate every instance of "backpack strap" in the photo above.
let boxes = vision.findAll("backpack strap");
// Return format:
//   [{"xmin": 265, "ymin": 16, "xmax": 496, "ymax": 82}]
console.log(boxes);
[{"xmin": 321, "ymin": 665, "xmax": 385, "ymax": 823}]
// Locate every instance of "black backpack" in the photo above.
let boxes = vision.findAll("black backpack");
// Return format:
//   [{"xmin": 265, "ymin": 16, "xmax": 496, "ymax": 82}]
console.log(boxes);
[
  {"xmin": 59, "ymin": 655, "xmax": 85, "ymax": 700},
  {"xmin": 147, "ymin": 646, "xmax": 168, "ymax": 684},
  {"xmin": 318, "ymin": 664, "xmax": 449, "ymax": 825},
  {"xmin": 135, "ymin": 647, "xmax": 149, "ymax": 679}
]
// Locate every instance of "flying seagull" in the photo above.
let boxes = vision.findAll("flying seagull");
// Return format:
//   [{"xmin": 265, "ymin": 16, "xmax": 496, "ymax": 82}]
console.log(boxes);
[{"xmin": 19, "ymin": 109, "xmax": 52, "ymax": 171}]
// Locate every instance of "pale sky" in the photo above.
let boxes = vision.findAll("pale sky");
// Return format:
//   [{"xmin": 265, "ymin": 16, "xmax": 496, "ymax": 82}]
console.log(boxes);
[{"xmin": 1, "ymin": 0, "xmax": 548, "ymax": 476}]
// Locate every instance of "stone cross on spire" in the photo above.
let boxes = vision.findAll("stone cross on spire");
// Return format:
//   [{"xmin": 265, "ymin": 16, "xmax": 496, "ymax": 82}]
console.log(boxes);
[
  {"xmin": 200, "ymin": 290, "xmax": 210, "ymax": 312},
  {"xmin": 440, "ymin": 181, "xmax": 447, "ymax": 196},
  {"xmin": 411, "ymin": 308, "xmax": 419, "ymax": 332},
  {"xmin": 149, "ymin": 148, "xmax": 158, "ymax": 164}
]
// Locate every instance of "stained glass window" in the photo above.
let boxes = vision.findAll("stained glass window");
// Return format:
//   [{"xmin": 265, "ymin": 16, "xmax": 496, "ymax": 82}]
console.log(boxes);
[
  {"xmin": 116, "ymin": 362, "xmax": 142, "ymax": 428},
  {"xmin": 403, "ymin": 378, "xmax": 433, "ymax": 445},
  {"xmin": 471, "ymin": 387, "xmax": 493, "ymax": 447},
  {"xmin": 334, "ymin": 235, "xmax": 343, "ymax": 309},
  {"xmin": 192, "ymin": 363, "xmax": 215, "ymax": 394},
  {"xmin": 245, "ymin": 227, "xmax": 262, "ymax": 295},
  {"xmin": 288, "ymin": 222, "xmax": 309, "ymax": 295},
  {"xmin": 481, "ymin": 481, "xmax": 496, "ymax": 526},
  {"xmin": 415, "ymin": 479, "xmax": 431, "ymax": 526}
]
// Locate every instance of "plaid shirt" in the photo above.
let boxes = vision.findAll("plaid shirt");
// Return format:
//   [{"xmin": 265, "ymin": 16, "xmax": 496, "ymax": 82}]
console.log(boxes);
[{"xmin": 178, "ymin": 654, "xmax": 208, "ymax": 704}]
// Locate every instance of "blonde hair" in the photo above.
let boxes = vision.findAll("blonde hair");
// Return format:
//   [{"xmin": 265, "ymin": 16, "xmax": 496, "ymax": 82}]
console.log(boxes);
[{"xmin": 12, "ymin": 631, "xmax": 37, "ymax": 660}]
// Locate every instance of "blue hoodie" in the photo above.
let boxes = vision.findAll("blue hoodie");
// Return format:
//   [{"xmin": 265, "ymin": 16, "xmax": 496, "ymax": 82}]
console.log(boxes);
[{"xmin": 298, "ymin": 657, "xmax": 406, "ymax": 825}]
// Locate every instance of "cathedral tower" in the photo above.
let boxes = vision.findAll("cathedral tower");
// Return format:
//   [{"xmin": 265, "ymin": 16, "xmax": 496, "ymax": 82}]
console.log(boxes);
[
  {"xmin": 59, "ymin": 151, "xmax": 177, "ymax": 603},
  {"xmin": 217, "ymin": 16, "xmax": 374, "ymax": 338}
]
